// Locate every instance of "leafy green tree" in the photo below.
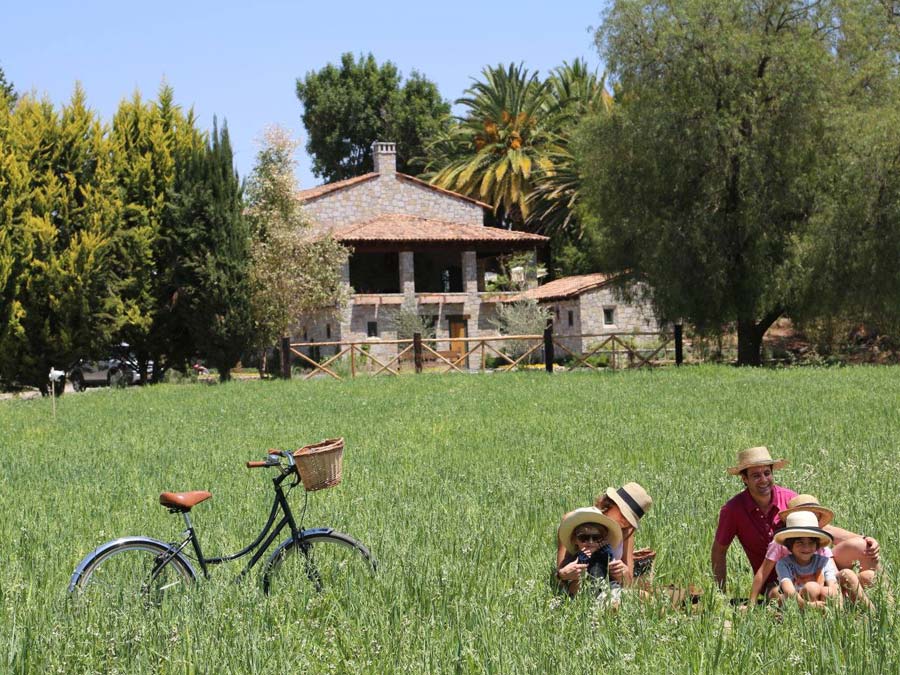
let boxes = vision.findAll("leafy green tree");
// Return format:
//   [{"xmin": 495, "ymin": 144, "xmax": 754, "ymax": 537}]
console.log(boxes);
[
  {"xmin": 797, "ymin": 8, "xmax": 900, "ymax": 335},
  {"xmin": 296, "ymin": 53, "xmax": 450, "ymax": 181},
  {"xmin": 425, "ymin": 63, "xmax": 559, "ymax": 228},
  {"xmin": 0, "ymin": 88, "xmax": 122, "ymax": 391},
  {"xmin": 580, "ymin": 0, "xmax": 860, "ymax": 365},
  {"xmin": 246, "ymin": 126, "xmax": 349, "ymax": 351}
]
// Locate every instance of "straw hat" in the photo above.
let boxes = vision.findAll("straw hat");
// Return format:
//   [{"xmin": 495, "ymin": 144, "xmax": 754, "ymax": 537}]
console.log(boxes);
[
  {"xmin": 727, "ymin": 446, "xmax": 788, "ymax": 475},
  {"xmin": 778, "ymin": 494, "xmax": 834, "ymax": 528},
  {"xmin": 558, "ymin": 507, "xmax": 623, "ymax": 554},
  {"xmin": 773, "ymin": 511, "xmax": 833, "ymax": 548},
  {"xmin": 605, "ymin": 482, "xmax": 653, "ymax": 530}
]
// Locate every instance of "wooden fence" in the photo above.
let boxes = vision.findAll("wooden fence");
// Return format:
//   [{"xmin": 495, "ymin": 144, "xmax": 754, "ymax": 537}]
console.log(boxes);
[{"xmin": 279, "ymin": 325, "xmax": 684, "ymax": 381}]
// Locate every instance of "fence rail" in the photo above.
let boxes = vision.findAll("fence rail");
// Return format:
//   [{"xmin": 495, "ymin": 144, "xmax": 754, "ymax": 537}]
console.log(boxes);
[{"xmin": 280, "ymin": 328, "xmax": 681, "ymax": 381}]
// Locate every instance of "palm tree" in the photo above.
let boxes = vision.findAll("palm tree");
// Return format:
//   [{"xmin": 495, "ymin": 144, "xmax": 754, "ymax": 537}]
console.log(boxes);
[
  {"xmin": 526, "ymin": 60, "xmax": 613, "ymax": 237},
  {"xmin": 424, "ymin": 63, "xmax": 561, "ymax": 229}
]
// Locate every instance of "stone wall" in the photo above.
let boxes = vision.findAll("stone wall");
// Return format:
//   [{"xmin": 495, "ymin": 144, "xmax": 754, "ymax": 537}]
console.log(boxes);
[
  {"xmin": 540, "ymin": 283, "xmax": 662, "ymax": 356},
  {"xmin": 579, "ymin": 283, "xmax": 660, "ymax": 338},
  {"xmin": 301, "ymin": 173, "xmax": 483, "ymax": 229}
]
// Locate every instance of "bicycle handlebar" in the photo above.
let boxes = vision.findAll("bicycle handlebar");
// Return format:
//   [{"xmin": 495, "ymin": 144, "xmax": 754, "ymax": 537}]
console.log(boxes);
[{"xmin": 246, "ymin": 449, "xmax": 296, "ymax": 470}]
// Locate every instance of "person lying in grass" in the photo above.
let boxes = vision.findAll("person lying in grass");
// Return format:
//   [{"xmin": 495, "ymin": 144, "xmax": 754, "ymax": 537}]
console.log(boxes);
[
  {"xmin": 773, "ymin": 511, "xmax": 841, "ymax": 610},
  {"xmin": 555, "ymin": 507, "xmax": 623, "ymax": 602},
  {"xmin": 556, "ymin": 482, "xmax": 653, "ymax": 588}
]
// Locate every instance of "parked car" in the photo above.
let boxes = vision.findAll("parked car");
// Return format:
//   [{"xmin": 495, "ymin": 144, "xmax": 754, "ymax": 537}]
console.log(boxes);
[{"xmin": 67, "ymin": 345, "xmax": 151, "ymax": 391}]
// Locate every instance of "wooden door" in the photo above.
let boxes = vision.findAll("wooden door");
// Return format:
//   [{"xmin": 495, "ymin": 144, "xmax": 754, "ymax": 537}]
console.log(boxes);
[{"xmin": 448, "ymin": 318, "xmax": 467, "ymax": 360}]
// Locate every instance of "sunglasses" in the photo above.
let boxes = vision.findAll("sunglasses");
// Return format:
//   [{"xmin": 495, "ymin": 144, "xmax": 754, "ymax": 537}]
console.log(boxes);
[{"xmin": 576, "ymin": 533, "xmax": 606, "ymax": 544}]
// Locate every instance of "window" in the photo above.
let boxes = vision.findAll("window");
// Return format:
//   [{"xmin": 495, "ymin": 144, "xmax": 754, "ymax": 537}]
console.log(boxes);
[
  {"xmin": 325, "ymin": 324, "xmax": 331, "ymax": 339},
  {"xmin": 603, "ymin": 308, "xmax": 615, "ymax": 325},
  {"xmin": 567, "ymin": 310, "xmax": 574, "ymax": 327},
  {"xmin": 367, "ymin": 321, "xmax": 378, "ymax": 337}
]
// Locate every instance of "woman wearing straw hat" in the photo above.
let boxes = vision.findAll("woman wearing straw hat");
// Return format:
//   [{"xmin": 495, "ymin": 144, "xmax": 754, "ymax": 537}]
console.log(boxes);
[
  {"xmin": 712, "ymin": 446, "xmax": 880, "ymax": 593},
  {"xmin": 556, "ymin": 482, "xmax": 653, "ymax": 592}
]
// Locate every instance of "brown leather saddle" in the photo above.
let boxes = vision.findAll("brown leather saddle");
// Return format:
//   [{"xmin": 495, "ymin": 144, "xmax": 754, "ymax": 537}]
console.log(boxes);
[{"xmin": 159, "ymin": 491, "xmax": 212, "ymax": 512}]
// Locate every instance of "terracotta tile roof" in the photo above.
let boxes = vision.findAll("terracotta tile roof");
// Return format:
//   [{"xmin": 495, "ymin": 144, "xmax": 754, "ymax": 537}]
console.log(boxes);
[
  {"xmin": 513, "ymin": 273, "xmax": 622, "ymax": 302},
  {"xmin": 334, "ymin": 214, "xmax": 548, "ymax": 245},
  {"xmin": 296, "ymin": 171, "xmax": 492, "ymax": 210},
  {"xmin": 297, "ymin": 173, "xmax": 379, "ymax": 202}
]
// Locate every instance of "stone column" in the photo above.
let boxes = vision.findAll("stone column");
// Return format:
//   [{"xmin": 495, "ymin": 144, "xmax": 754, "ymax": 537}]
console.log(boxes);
[
  {"xmin": 462, "ymin": 251, "xmax": 478, "ymax": 295},
  {"xmin": 462, "ymin": 250, "xmax": 478, "ymax": 370},
  {"xmin": 400, "ymin": 251, "xmax": 415, "ymax": 301},
  {"xmin": 339, "ymin": 259, "xmax": 352, "ymax": 338}
]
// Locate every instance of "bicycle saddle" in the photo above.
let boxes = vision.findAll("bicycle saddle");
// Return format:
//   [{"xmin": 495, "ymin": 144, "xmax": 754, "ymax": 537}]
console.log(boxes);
[{"xmin": 159, "ymin": 491, "xmax": 212, "ymax": 512}]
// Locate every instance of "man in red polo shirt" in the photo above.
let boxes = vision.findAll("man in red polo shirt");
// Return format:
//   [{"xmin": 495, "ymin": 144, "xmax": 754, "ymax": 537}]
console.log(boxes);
[{"xmin": 712, "ymin": 446, "xmax": 879, "ymax": 593}]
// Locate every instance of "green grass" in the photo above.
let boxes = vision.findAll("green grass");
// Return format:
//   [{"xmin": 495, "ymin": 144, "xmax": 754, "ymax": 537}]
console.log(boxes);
[{"xmin": 1, "ymin": 366, "xmax": 899, "ymax": 673}]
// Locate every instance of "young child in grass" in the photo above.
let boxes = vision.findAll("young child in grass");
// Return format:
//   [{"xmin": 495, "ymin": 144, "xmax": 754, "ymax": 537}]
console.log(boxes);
[
  {"xmin": 556, "ymin": 507, "xmax": 624, "ymax": 602},
  {"xmin": 748, "ymin": 494, "xmax": 835, "ymax": 605},
  {"xmin": 773, "ymin": 510, "xmax": 841, "ymax": 609},
  {"xmin": 748, "ymin": 495, "xmax": 874, "ymax": 608}
]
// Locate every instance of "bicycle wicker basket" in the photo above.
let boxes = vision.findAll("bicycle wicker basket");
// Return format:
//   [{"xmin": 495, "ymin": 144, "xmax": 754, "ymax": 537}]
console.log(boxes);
[{"xmin": 292, "ymin": 438, "xmax": 344, "ymax": 491}]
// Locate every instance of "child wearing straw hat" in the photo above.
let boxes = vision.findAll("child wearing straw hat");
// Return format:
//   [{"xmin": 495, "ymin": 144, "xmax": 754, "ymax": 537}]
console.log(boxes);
[
  {"xmin": 556, "ymin": 507, "xmax": 624, "ymax": 600},
  {"xmin": 748, "ymin": 495, "xmax": 834, "ymax": 605},
  {"xmin": 773, "ymin": 511, "xmax": 841, "ymax": 609}
]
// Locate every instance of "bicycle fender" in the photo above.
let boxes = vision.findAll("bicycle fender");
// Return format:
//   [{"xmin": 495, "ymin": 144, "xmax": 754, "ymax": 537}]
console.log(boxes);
[
  {"xmin": 68, "ymin": 536, "xmax": 199, "ymax": 593},
  {"xmin": 264, "ymin": 527, "xmax": 335, "ymax": 567}
]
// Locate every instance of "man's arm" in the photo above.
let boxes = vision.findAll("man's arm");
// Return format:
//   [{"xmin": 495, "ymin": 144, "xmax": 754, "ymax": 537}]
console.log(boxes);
[
  {"xmin": 711, "ymin": 541, "xmax": 729, "ymax": 591},
  {"xmin": 825, "ymin": 524, "xmax": 880, "ymax": 559}
]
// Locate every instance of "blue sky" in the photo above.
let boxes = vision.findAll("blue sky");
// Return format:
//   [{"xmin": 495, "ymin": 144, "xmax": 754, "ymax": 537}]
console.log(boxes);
[{"xmin": 5, "ymin": 1, "xmax": 607, "ymax": 187}]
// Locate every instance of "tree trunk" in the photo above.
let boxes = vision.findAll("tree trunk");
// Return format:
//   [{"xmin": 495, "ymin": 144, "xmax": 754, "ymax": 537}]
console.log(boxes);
[
  {"xmin": 736, "ymin": 309, "xmax": 782, "ymax": 366},
  {"xmin": 219, "ymin": 368, "xmax": 231, "ymax": 383},
  {"xmin": 736, "ymin": 319, "xmax": 764, "ymax": 366}
]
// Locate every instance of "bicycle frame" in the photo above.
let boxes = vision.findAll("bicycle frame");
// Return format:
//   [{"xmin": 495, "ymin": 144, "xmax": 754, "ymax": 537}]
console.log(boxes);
[{"xmin": 168, "ymin": 466, "xmax": 308, "ymax": 580}]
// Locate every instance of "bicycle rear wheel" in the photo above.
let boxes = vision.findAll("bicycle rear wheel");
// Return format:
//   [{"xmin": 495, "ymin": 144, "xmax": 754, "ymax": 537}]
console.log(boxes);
[
  {"xmin": 262, "ymin": 531, "xmax": 376, "ymax": 599},
  {"xmin": 70, "ymin": 538, "xmax": 196, "ymax": 604}
]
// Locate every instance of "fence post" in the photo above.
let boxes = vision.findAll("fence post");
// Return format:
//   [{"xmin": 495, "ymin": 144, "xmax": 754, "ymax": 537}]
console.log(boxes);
[
  {"xmin": 543, "ymin": 320, "xmax": 554, "ymax": 373},
  {"xmin": 413, "ymin": 332, "xmax": 423, "ymax": 374},
  {"xmin": 280, "ymin": 336, "xmax": 291, "ymax": 379},
  {"xmin": 674, "ymin": 321, "xmax": 684, "ymax": 366}
]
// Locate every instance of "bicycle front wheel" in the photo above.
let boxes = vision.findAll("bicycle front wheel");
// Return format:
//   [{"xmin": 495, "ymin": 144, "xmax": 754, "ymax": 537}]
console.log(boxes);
[
  {"xmin": 70, "ymin": 538, "xmax": 196, "ymax": 604},
  {"xmin": 262, "ymin": 531, "xmax": 376, "ymax": 600}
]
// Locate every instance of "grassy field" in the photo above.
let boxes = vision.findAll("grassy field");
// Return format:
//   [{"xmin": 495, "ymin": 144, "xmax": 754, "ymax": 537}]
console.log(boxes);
[{"xmin": 1, "ymin": 366, "xmax": 898, "ymax": 673}]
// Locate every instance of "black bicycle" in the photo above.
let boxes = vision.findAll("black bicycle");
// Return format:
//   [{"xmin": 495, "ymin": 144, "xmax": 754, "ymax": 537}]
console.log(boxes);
[{"xmin": 68, "ymin": 441, "xmax": 376, "ymax": 602}]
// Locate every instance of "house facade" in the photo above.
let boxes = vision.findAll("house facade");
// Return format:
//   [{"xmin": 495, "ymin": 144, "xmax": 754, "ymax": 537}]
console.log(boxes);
[
  {"xmin": 295, "ymin": 142, "xmax": 548, "ymax": 367},
  {"xmin": 516, "ymin": 273, "xmax": 662, "ymax": 355}
]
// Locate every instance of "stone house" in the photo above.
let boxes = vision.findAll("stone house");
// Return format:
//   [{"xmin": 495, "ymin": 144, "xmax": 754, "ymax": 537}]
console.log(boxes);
[
  {"xmin": 295, "ymin": 142, "xmax": 548, "ymax": 366},
  {"xmin": 515, "ymin": 272, "xmax": 662, "ymax": 355}
]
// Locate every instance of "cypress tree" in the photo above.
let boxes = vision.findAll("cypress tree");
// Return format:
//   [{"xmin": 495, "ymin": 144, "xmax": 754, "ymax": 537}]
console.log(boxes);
[
  {"xmin": 0, "ymin": 88, "xmax": 122, "ymax": 391},
  {"xmin": 171, "ymin": 120, "xmax": 253, "ymax": 381}
]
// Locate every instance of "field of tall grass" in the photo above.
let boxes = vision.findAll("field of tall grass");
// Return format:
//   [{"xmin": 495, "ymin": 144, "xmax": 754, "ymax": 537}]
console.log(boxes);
[{"xmin": 2, "ymin": 366, "xmax": 898, "ymax": 673}]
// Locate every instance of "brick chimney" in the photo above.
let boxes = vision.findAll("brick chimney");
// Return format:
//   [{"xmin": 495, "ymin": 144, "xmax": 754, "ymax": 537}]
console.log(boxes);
[{"xmin": 372, "ymin": 141, "xmax": 396, "ymax": 175}]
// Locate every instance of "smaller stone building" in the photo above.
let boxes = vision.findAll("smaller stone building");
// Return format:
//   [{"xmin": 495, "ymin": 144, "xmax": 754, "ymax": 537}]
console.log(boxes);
[{"xmin": 516, "ymin": 273, "xmax": 662, "ymax": 355}]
